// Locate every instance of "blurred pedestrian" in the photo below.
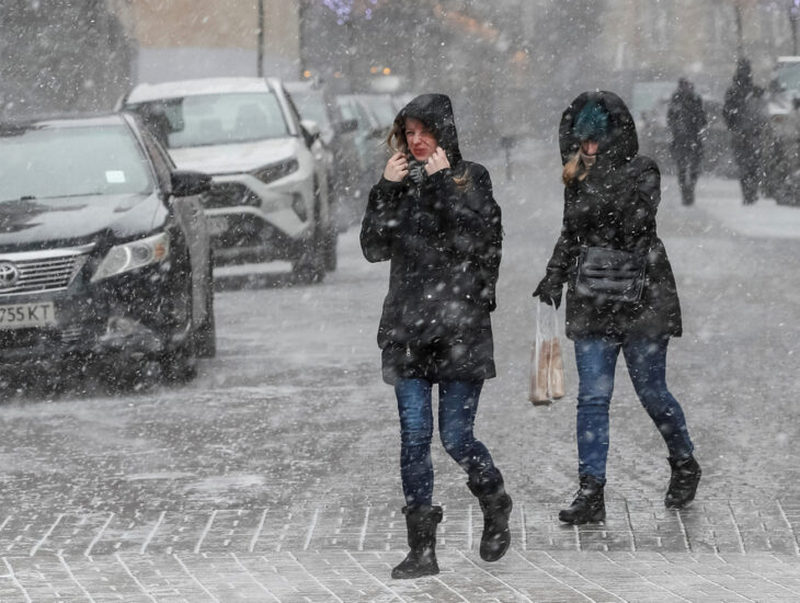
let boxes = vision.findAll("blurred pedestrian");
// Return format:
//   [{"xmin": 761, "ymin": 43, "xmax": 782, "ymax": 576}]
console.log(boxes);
[
  {"xmin": 667, "ymin": 77, "xmax": 707, "ymax": 205},
  {"xmin": 532, "ymin": 90, "xmax": 701, "ymax": 525},
  {"xmin": 723, "ymin": 57, "xmax": 767, "ymax": 205},
  {"xmin": 360, "ymin": 93, "xmax": 511, "ymax": 578}
]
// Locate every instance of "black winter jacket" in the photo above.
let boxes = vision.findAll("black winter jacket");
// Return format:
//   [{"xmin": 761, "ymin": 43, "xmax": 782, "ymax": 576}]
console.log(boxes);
[
  {"xmin": 360, "ymin": 94, "xmax": 502, "ymax": 385},
  {"xmin": 542, "ymin": 90, "xmax": 682, "ymax": 340},
  {"xmin": 667, "ymin": 81, "xmax": 706, "ymax": 156}
]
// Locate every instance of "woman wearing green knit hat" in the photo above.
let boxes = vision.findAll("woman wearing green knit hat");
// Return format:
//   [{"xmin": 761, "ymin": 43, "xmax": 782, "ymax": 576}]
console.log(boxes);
[{"xmin": 533, "ymin": 90, "xmax": 701, "ymax": 524}]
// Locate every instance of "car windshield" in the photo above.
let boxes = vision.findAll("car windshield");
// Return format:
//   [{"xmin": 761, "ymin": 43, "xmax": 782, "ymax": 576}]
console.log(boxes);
[
  {"xmin": 129, "ymin": 92, "xmax": 289, "ymax": 148},
  {"xmin": 0, "ymin": 123, "xmax": 153, "ymax": 202},
  {"xmin": 360, "ymin": 96, "xmax": 395, "ymax": 128},
  {"xmin": 289, "ymin": 90, "xmax": 331, "ymax": 129}
]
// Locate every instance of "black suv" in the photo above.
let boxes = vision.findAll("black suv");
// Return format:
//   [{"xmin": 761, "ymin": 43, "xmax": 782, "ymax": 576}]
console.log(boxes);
[{"xmin": 0, "ymin": 113, "xmax": 215, "ymax": 386}]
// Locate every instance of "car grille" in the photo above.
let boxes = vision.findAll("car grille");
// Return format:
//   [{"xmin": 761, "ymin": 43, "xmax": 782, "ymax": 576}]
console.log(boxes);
[
  {"xmin": 0, "ymin": 325, "xmax": 82, "ymax": 350},
  {"xmin": 0, "ymin": 245, "xmax": 92, "ymax": 297},
  {"xmin": 202, "ymin": 182, "xmax": 260, "ymax": 209}
]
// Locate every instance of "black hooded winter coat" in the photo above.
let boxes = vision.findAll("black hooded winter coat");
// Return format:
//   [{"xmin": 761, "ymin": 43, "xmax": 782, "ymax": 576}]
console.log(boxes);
[
  {"xmin": 540, "ymin": 90, "xmax": 682, "ymax": 340},
  {"xmin": 360, "ymin": 94, "xmax": 502, "ymax": 385},
  {"xmin": 722, "ymin": 58, "xmax": 766, "ymax": 170},
  {"xmin": 667, "ymin": 79, "xmax": 706, "ymax": 158}
]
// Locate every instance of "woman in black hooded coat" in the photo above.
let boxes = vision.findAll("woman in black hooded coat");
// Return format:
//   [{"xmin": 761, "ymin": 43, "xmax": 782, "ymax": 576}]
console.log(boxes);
[
  {"xmin": 361, "ymin": 93, "xmax": 511, "ymax": 579},
  {"xmin": 533, "ymin": 90, "xmax": 701, "ymax": 525}
]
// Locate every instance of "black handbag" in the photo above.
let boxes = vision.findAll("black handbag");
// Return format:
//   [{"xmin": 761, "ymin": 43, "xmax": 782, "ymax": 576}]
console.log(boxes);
[{"xmin": 575, "ymin": 246, "xmax": 646, "ymax": 303}]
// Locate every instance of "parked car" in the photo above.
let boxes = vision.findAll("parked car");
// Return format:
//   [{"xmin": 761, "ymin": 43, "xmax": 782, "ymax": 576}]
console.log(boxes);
[
  {"xmin": 120, "ymin": 77, "xmax": 336, "ymax": 282},
  {"xmin": 284, "ymin": 80, "xmax": 359, "ymax": 232},
  {"xmin": 764, "ymin": 56, "xmax": 800, "ymax": 205},
  {"xmin": 0, "ymin": 113, "xmax": 215, "ymax": 387},
  {"xmin": 391, "ymin": 92, "xmax": 417, "ymax": 113},
  {"xmin": 355, "ymin": 93, "xmax": 397, "ymax": 131},
  {"xmin": 336, "ymin": 94, "xmax": 387, "ymax": 205}
]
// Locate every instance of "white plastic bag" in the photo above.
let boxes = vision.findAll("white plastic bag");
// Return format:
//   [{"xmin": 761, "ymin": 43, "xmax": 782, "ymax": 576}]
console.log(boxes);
[{"xmin": 528, "ymin": 302, "xmax": 565, "ymax": 405}]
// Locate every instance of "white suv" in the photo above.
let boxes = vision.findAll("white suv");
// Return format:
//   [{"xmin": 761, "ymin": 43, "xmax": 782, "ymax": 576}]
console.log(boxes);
[{"xmin": 121, "ymin": 77, "xmax": 335, "ymax": 282}]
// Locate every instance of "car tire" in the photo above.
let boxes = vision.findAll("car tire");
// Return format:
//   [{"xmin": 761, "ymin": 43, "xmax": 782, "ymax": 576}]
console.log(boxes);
[
  {"xmin": 161, "ymin": 268, "xmax": 198, "ymax": 382},
  {"xmin": 291, "ymin": 202, "xmax": 326, "ymax": 285},
  {"xmin": 195, "ymin": 259, "xmax": 217, "ymax": 358},
  {"xmin": 162, "ymin": 326, "xmax": 198, "ymax": 383},
  {"xmin": 323, "ymin": 222, "xmax": 338, "ymax": 272}
]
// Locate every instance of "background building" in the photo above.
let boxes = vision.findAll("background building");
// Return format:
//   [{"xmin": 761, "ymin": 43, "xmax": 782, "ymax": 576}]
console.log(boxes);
[
  {"xmin": 2, "ymin": 0, "xmax": 799, "ymax": 141},
  {"xmin": 125, "ymin": 0, "xmax": 301, "ymax": 84}
]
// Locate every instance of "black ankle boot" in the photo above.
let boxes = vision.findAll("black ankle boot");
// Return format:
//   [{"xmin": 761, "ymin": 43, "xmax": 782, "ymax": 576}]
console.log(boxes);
[
  {"xmin": 558, "ymin": 475, "xmax": 606, "ymax": 524},
  {"xmin": 665, "ymin": 455, "xmax": 701, "ymax": 509},
  {"xmin": 391, "ymin": 505, "xmax": 443, "ymax": 579},
  {"xmin": 467, "ymin": 479, "xmax": 512, "ymax": 562}
]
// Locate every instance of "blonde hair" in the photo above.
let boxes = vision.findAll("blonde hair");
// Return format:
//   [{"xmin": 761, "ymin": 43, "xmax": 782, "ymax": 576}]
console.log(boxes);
[
  {"xmin": 562, "ymin": 151, "xmax": 590, "ymax": 185},
  {"xmin": 386, "ymin": 121, "xmax": 407, "ymax": 154},
  {"xmin": 385, "ymin": 118, "xmax": 471, "ymax": 190}
]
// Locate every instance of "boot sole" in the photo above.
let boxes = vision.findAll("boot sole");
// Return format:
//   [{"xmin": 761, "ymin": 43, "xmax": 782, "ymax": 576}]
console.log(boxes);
[
  {"xmin": 558, "ymin": 510, "xmax": 606, "ymax": 525},
  {"xmin": 391, "ymin": 566, "xmax": 439, "ymax": 579},
  {"xmin": 665, "ymin": 494, "xmax": 696, "ymax": 509}
]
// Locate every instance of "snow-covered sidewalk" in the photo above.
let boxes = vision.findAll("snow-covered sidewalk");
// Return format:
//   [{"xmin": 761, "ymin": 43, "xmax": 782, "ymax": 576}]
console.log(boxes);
[{"xmin": 692, "ymin": 176, "xmax": 800, "ymax": 239}]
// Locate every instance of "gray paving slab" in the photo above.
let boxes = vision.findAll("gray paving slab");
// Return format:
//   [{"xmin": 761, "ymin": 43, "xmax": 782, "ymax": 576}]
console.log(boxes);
[
  {"xmin": 4, "ymin": 498, "xmax": 800, "ymax": 558},
  {"xmin": 0, "ymin": 500, "xmax": 798, "ymax": 601},
  {"xmin": 1, "ymin": 550, "xmax": 799, "ymax": 602}
]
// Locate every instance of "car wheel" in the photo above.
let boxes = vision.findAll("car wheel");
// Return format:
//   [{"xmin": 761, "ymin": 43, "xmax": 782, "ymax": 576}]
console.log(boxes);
[
  {"xmin": 194, "ymin": 259, "xmax": 217, "ymax": 358},
  {"xmin": 162, "ymin": 327, "xmax": 198, "ymax": 383},
  {"xmin": 323, "ymin": 222, "xmax": 338, "ymax": 272},
  {"xmin": 291, "ymin": 204, "xmax": 326, "ymax": 285},
  {"xmin": 161, "ymin": 269, "xmax": 198, "ymax": 382}
]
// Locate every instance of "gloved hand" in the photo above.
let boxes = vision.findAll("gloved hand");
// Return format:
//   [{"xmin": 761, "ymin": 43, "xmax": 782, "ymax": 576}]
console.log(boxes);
[{"xmin": 533, "ymin": 277, "xmax": 563, "ymax": 309}]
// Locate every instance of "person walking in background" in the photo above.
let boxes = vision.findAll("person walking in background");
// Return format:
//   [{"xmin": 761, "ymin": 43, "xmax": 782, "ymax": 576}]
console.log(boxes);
[
  {"xmin": 532, "ymin": 90, "xmax": 701, "ymax": 525},
  {"xmin": 667, "ymin": 77, "xmax": 707, "ymax": 206},
  {"xmin": 360, "ymin": 93, "xmax": 511, "ymax": 578},
  {"xmin": 723, "ymin": 57, "xmax": 767, "ymax": 205}
]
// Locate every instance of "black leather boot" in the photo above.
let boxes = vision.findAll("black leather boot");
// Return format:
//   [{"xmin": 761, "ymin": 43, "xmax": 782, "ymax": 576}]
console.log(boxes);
[
  {"xmin": 665, "ymin": 455, "xmax": 701, "ymax": 509},
  {"xmin": 391, "ymin": 505, "xmax": 443, "ymax": 579},
  {"xmin": 558, "ymin": 475, "xmax": 606, "ymax": 524},
  {"xmin": 467, "ymin": 472, "xmax": 512, "ymax": 562}
]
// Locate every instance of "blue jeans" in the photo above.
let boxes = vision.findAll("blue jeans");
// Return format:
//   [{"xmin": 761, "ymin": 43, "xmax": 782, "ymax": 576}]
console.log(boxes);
[
  {"xmin": 574, "ymin": 337, "xmax": 694, "ymax": 482},
  {"xmin": 395, "ymin": 378, "xmax": 500, "ymax": 507}
]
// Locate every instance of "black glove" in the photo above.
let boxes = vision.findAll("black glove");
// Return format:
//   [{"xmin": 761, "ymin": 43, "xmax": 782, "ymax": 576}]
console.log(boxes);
[{"xmin": 533, "ymin": 277, "xmax": 563, "ymax": 309}]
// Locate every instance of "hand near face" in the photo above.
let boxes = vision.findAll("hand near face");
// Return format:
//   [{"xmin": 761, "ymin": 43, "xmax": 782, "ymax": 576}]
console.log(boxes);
[
  {"xmin": 424, "ymin": 146, "xmax": 450, "ymax": 175},
  {"xmin": 383, "ymin": 152, "xmax": 409, "ymax": 182}
]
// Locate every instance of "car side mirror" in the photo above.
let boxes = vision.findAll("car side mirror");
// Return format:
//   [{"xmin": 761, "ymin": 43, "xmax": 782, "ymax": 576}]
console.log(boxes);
[
  {"xmin": 171, "ymin": 170, "xmax": 211, "ymax": 197},
  {"xmin": 300, "ymin": 119, "xmax": 321, "ymax": 147},
  {"xmin": 335, "ymin": 118, "xmax": 358, "ymax": 134}
]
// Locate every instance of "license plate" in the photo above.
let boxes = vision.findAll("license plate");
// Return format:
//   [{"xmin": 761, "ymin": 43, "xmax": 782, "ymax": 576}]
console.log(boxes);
[
  {"xmin": 207, "ymin": 216, "xmax": 228, "ymax": 236},
  {"xmin": 0, "ymin": 302, "xmax": 57, "ymax": 329}
]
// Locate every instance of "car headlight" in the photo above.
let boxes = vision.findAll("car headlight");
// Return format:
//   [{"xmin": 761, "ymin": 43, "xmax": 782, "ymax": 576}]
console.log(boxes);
[
  {"xmin": 252, "ymin": 158, "xmax": 299, "ymax": 184},
  {"xmin": 91, "ymin": 232, "xmax": 170, "ymax": 282}
]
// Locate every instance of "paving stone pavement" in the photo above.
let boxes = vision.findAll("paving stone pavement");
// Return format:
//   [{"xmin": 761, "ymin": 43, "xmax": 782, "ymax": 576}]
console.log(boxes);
[
  {"xmin": 2, "ymin": 549, "xmax": 800, "ymax": 602},
  {"xmin": 1, "ymin": 499, "xmax": 800, "ymax": 601}
]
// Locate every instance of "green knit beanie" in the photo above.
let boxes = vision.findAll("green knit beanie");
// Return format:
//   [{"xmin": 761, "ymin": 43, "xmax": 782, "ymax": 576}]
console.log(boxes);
[{"xmin": 573, "ymin": 101, "xmax": 609, "ymax": 141}]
